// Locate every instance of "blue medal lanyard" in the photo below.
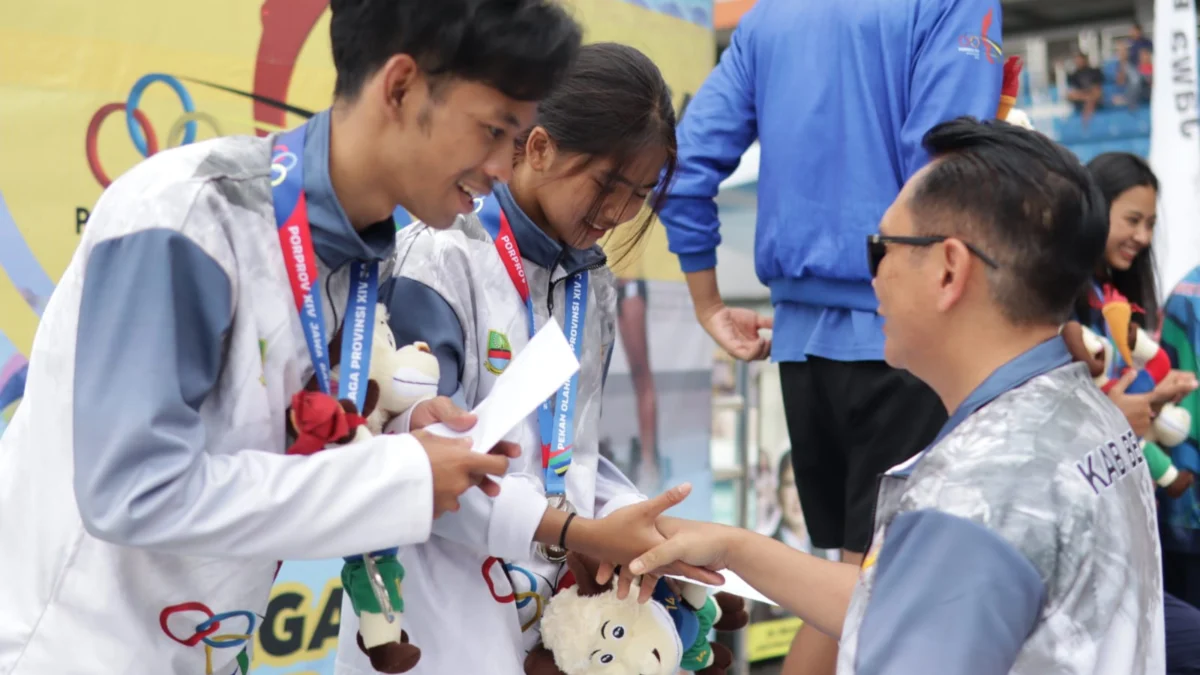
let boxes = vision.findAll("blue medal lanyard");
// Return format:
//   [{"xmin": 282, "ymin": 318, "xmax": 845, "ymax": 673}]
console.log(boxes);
[
  {"xmin": 478, "ymin": 196, "xmax": 587, "ymax": 497},
  {"xmin": 270, "ymin": 123, "xmax": 378, "ymax": 413}
]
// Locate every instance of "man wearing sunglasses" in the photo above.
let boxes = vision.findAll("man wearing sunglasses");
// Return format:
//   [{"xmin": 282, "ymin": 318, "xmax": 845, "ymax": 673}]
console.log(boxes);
[{"xmin": 629, "ymin": 117, "xmax": 1165, "ymax": 674}]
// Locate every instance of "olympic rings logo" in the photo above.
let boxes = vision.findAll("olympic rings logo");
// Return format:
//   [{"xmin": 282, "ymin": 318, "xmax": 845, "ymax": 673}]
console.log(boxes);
[
  {"xmin": 482, "ymin": 557, "xmax": 550, "ymax": 632},
  {"xmin": 160, "ymin": 601, "xmax": 258, "ymax": 649},
  {"xmin": 271, "ymin": 144, "xmax": 299, "ymax": 188},
  {"xmin": 86, "ymin": 73, "xmax": 224, "ymax": 188}
]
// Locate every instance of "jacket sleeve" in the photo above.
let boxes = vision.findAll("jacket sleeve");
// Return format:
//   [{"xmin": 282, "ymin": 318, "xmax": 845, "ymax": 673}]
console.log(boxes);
[
  {"xmin": 595, "ymin": 455, "xmax": 647, "ymax": 517},
  {"xmin": 854, "ymin": 509, "xmax": 1045, "ymax": 674},
  {"xmin": 72, "ymin": 228, "xmax": 433, "ymax": 560},
  {"xmin": 899, "ymin": 0, "xmax": 1005, "ymax": 179},
  {"xmin": 658, "ymin": 4, "xmax": 762, "ymax": 274},
  {"xmin": 382, "ymin": 261, "xmax": 549, "ymax": 561}
]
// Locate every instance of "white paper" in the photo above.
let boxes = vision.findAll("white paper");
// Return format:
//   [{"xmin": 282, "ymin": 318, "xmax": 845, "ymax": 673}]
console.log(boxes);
[
  {"xmin": 423, "ymin": 320, "xmax": 580, "ymax": 453},
  {"xmin": 667, "ymin": 571, "xmax": 778, "ymax": 607}
]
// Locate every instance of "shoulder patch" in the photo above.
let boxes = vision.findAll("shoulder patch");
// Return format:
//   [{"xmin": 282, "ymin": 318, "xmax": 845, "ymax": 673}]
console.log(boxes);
[{"xmin": 485, "ymin": 330, "xmax": 512, "ymax": 375}]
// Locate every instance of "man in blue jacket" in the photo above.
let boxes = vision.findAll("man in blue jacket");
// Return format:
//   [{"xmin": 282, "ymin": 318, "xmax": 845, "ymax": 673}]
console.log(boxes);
[{"xmin": 659, "ymin": 1, "xmax": 1004, "ymax": 671}]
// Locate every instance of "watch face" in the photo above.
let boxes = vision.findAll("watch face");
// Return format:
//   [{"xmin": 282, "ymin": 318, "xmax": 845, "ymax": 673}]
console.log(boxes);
[{"xmin": 538, "ymin": 542, "xmax": 568, "ymax": 563}]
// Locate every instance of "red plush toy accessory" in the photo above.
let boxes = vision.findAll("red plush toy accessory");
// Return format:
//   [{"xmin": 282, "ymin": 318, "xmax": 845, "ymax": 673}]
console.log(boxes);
[
  {"xmin": 997, "ymin": 56, "xmax": 1023, "ymax": 121},
  {"xmin": 286, "ymin": 390, "xmax": 367, "ymax": 456}
]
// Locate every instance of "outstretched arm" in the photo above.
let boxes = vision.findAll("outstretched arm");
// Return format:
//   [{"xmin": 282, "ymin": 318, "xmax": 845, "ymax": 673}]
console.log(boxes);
[
  {"xmin": 630, "ymin": 518, "xmax": 858, "ymax": 638},
  {"xmin": 634, "ymin": 511, "xmax": 1045, "ymax": 675}
]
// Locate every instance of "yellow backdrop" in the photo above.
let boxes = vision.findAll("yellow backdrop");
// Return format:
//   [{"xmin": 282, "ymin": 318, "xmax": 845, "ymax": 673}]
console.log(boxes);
[{"xmin": 0, "ymin": 0, "xmax": 713, "ymax": 427}]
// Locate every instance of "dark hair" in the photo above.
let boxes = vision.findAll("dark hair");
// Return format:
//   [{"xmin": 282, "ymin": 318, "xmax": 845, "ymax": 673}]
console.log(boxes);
[
  {"xmin": 1074, "ymin": 152, "xmax": 1160, "ymax": 327},
  {"xmin": 516, "ymin": 42, "xmax": 678, "ymax": 256},
  {"xmin": 910, "ymin": 117, "xmax": 1108, "ymax": 325},
  {"xmin": 329, "ymin": 0, "xmax": 582, "ymax": 102}
]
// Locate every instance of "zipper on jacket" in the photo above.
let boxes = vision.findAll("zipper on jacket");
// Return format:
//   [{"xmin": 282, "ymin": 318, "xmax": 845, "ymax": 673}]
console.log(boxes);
[{"xmin": 547, "ymin": 253, "xmax": 606, "ymax": 317}]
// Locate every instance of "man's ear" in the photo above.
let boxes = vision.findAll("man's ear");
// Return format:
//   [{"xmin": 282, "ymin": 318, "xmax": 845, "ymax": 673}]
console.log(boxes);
[
  {"xmin": 377, "ymin": 53, "xmax": 423, "ymax": 118},
  {"xmin": 524, "ymin": 127, "xmax": 557, "ymax": 173},
  {"xmin": 935, "ymin": 238, "xmax": 973, "ymax": 313}
]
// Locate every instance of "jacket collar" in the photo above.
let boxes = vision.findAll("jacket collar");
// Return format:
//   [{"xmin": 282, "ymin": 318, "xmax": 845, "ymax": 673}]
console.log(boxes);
[
  {"xmin": 302, "ymin": 109, "xmax": 395, "ymax": 269},
  {"xmin": 494, "ymin": 183, "xmax": 606, "ymax": 275}
]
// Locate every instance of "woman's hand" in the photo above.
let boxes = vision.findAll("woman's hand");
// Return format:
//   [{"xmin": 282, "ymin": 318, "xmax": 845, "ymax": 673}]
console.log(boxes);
[
  {"xmin": 567, "ymin": 485, "xmax": 725, "ymax": 596},
  {"xmin": 1107, "ymin": 370, "xmax": 1156, "ymax": 436},
  {"xmin": 1152, "ymin": 370, "xmax": 1199, "ymax": 409}
]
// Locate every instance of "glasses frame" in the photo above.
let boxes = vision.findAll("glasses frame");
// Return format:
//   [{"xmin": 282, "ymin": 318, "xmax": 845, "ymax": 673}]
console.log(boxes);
[{"xmin": 866, "ymin": 234, "xmax": 1001, "ymax": 277}]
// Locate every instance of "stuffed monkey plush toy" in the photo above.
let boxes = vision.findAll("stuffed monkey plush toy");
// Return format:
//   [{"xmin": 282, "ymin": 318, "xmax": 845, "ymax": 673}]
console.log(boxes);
[
  {"xmin": 284, "ymin": 303, "xmax": 439, "ymax": 673},
  {"xmin": 525, "ymin": 553, "xmax": 750, "ymax": 675}
]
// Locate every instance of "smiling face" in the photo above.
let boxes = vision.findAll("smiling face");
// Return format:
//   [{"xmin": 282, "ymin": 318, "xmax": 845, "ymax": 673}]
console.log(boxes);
[
  {"xmin": 516, "ymin": 127, "xmax": 667, "ymax": 250},
  {"xmin": 369, "ymin": 57, "xmax": 539, "ymax": 229},
  {"xmin": 1103, "ymin": 184, "xmax": 1156, "ymax": 272}
]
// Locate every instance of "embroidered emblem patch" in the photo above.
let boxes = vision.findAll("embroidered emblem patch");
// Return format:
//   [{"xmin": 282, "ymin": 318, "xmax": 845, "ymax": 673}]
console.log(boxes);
[{"xmin": 486, "ymin": 330, "xmax": 512, "ymax": 374}]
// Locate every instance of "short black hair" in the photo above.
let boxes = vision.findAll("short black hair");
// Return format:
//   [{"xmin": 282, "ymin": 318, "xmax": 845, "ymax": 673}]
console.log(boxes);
[
  {"xmin": 909, "ymin": 117, "xmax": 1108, "ymax": 325},
  {"xmin": 329, "ymin": 0, "xmax": 582, "ymax": 102},
  {"xmin": 1077, "ymin": 152, "xmax": 1160, "ymax": 327},
  {"xmin": 517, "ymin": 42, "xmax": 678, "ymax": 256}
]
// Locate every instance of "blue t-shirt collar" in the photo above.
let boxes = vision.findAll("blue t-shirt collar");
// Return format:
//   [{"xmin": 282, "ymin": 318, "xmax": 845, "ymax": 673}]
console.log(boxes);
[
  {"xmin": 889, "ymin": 336, "xmax": 1072, "ymax": 477},
  {"xmin": 493, "ymin": 183, "xmax": 607, "ymax": 275},
  {"xmin": 302, "ymin": 109, "xmax": 396, "ymax": 268}
]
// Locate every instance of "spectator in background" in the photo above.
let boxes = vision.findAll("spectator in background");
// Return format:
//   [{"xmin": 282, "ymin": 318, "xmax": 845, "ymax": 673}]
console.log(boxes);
[
  {"xmin": 1067, "ymin": 52, "xmax": 1105, "ymax": 125},
  {"xmin": 1129, "ymin": 22, "xmax": 1154, "ymax": 67},
  {"xmin": 1113, "ymin": 40, "xmax": 1149, "ymax": 109},
  {"xmin": 1138, "ymin": 45, "xmax": 1155, "ymax": 100},
  {"xmin": 657, "ymin": 0, "xmax": 1003, "ymax": 672},
  {"xmin": 1076, "ymin": 151, "xmax": 1200, "ymax": 675}
]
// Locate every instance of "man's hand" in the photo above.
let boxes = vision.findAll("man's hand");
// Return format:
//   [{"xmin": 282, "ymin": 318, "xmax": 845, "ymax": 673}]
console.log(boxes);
[
  {"xmin": 699, "ymin": 304, "xmax": 773, "ymax": 361},
  {"xmin": 413, "ymin": 429, "xmax": 518, "ymax": 518},
  {"xmin": 628, "ymin": 516, "xmax": 740, "ymax": 577},
  {"xmin": 1108, "ymin": 370, "xmax": 1155, "ymax": 436}
]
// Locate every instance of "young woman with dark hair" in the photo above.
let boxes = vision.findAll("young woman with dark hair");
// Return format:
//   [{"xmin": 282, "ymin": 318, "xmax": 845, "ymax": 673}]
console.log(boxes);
[{"xmin": 1076, "ymin": 152, "xmax": 1161, "ymax": 328}]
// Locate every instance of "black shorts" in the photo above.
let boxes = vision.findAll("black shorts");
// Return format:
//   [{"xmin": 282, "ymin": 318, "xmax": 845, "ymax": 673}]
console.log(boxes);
[{"xmin": 780, "ymin": 357, "xmax": 947, "ymax": 553}]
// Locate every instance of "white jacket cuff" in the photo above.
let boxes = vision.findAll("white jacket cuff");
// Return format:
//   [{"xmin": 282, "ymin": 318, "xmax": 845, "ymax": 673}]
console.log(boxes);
[
  {"xmin": 488, "ymin": 476, "xmax": 549, "ymax": 561},
  {"xmin": 385, "ymin": 395, "xmax": 437, "ymax": 435},
  {"xmin": 597, "ymin": 492, "xmax": 647, "ymax": 519},
  {"xmin": 1158, "ymin": 465, "xmax": 1180, "ymax": 488}
]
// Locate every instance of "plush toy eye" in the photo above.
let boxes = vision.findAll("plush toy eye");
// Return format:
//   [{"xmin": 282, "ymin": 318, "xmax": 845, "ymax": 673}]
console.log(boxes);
[
  {"xmin": 600, "ymin": 654, "xmax": 614, "ymax": 664},
  {"xmin": 611, "ymin": 625, "xmax": 626, "ymax": 639}
]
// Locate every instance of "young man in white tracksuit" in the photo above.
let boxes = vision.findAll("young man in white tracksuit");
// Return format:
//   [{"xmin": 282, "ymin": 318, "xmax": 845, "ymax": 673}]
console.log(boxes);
[{"xmin": 0, "ymin": 3, "xmax": 585, "ymax": 673}]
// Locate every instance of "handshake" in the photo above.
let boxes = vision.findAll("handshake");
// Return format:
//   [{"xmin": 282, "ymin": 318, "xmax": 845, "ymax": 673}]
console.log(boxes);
[{"xmin": 405, "ymin": 395, "xmax": 742, "ymax": 585}]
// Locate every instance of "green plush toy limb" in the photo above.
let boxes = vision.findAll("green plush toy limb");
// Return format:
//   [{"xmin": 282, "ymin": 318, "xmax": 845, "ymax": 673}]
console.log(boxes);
[
  {"xmin": 1143, "ymin": 440, "xmax": 1176, "ymax": 484},
  {"xmin": 680, "ymin": 597, "xmax": 720, "ymax": 671},
  {"xmin": 341, "ymin": 555, "xmax": 405, "ymax": 616}
]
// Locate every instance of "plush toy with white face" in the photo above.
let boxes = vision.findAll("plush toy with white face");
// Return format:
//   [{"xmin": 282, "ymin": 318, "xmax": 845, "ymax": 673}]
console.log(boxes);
[
  {"xmin": 525, "ymin": 554, "xmax": 749, "ymax": 675},
  {"xmin": 359, "ymin": 305, "xmax": 440, "ymax": 435}
]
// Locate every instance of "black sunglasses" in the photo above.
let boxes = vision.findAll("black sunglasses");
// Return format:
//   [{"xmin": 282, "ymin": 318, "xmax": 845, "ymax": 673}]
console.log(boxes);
[{"xmin": 866, "ymin": 234, "xmax": 1001, "ymax": 277}]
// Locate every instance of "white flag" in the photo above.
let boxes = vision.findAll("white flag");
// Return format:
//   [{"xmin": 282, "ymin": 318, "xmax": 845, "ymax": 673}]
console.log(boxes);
[{"xmin": 1149, "ymin": 0, "xmax": 1200, "ymax": 298}]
